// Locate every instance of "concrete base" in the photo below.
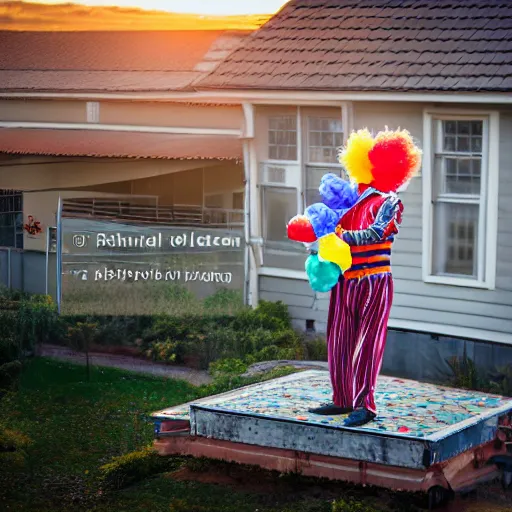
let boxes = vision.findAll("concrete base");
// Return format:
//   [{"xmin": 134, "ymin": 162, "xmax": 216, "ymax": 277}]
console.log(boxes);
[{"xmin": 152, "ymin": 370, "xmax": 512, "ymax": 500}]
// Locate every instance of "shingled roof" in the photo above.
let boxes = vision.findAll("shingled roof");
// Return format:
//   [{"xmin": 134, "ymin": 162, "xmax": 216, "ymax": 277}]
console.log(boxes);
[
  {"xmin": 0, "ymin": 30, "xmax": 249, "ymax": 93},
  {"xmin": 197, "ymin": 0, "xmax": 512, "ymax": 92}
]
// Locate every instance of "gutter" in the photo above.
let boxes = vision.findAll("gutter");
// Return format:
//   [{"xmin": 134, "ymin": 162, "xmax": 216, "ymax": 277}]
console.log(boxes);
[{"xmin": 1, "ymin": 90, "xmax": 512, "ymax": 105}]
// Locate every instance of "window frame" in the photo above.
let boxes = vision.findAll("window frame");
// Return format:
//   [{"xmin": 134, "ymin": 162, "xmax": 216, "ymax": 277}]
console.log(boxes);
[
  {"xmin": 261, "ymin": 106, "xmax": 351, "ymax": 268},
  {"xmin": 422, "ymin": 109, "xmax": 499, "ymax": 290},
  {"xmin": 0, "ymin": 189, "xmax": 23, "ymax": 249}
]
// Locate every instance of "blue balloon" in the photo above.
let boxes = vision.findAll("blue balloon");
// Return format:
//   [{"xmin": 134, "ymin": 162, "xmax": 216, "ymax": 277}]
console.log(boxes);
[
  {"xmin": 305, "ymin": 253, "xmax": 341, "ymax": 293},
  {"xmin": 319, "ymin": 173, "xmax": 359, "ymax": 211},
  {"xmin": 305, "ymin": 202, "xmax": 339, "ymax": 239}
]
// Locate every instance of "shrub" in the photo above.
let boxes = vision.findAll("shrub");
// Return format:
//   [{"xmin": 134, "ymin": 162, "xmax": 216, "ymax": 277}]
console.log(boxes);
[
  {"xmin": 0, "ymin": 359, "xmax": 22, "ymax": 389},
  {"xmin": 0, "ymin": 293, "xmax": 62, "ymax": 362},
  {"xmin": 304, "ymin": 337, "xmax": 328, "ymax": 361},
  {"xmin": 145, "ymin": 338, "xmax": 179, "ymax": 363},
  {"xmin": 209, "ymin": 358, "xmax": 248, "ymax": 378},
  {"xmin": 99, "ymin": 446, "xmax": 181, "ymax": 490}
]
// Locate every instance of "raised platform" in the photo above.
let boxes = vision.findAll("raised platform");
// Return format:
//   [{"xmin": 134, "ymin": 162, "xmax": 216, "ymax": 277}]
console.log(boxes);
[{"xmin": 152, "ymin": 370, "xmax": 512, "ymax": 499}]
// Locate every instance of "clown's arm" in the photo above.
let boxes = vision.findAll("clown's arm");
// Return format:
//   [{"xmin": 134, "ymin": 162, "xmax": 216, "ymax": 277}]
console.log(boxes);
[{"xmin": 341, "ymin": 195, "xmax": 403, "ymax": 245}]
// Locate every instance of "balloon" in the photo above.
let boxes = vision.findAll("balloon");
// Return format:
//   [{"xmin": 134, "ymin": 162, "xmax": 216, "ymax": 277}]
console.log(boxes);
[
  {"xmin": 305, "ymin": 253, "xmax": 341, "ymax": 293},
  {"xmin": 304, "ymin": 203, "xmax": 339, "ymax": 238},
  {"xmin": 287, "ymin": 214, "xmax": 317, "ymax": 243},
  {"xmin": 318, "ymin": 232, "xmax": 352, "ymax": 272}
]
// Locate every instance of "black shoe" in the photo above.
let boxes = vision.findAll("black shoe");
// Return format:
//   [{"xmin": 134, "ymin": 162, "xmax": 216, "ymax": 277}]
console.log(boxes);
[
  {"xmin": 343, "ymin": 408, "xmax": 376, "ymax": 427},
  {"xmin": 308, "ymin": 403, "xmax": 353, "ymax": 416}
]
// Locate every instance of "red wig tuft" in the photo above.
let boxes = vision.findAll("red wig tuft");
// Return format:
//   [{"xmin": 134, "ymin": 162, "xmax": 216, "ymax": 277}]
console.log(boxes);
[{"xmin": 367, "ymin": 129, "xmax": 422, "ymax": 193}]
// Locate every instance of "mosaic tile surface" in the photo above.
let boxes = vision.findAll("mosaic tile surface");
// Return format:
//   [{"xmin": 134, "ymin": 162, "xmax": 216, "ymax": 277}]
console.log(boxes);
[{"xmin": 153, "ymin": 371, "xmax": 512, "ymax": 440}]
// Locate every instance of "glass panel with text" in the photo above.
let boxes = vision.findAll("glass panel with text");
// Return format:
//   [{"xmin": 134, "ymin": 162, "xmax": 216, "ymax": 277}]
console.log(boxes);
[{"xmin": 432, "ymin": 119, "xmax": 485, "ymax": 279}]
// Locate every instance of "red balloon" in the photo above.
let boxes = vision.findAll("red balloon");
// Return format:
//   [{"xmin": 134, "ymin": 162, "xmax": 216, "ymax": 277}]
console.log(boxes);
[{"xmin": 287, "ymin": 215, "xmax": 317, "ymax": 243}]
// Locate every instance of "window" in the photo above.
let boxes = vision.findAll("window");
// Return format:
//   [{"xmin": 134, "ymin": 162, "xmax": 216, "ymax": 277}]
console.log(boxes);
[
  {"xmin": 268, "ymin": 116, "xmax": 297, "ymax": 161},
  {"xmin": 261, "ymin": 110, "xmax": 348, "ymax": 270},
  {"xmin": 262, "ymin": 187, "xmax": 297, "ymax": 248},
  {"xmin": 307, "ymin": 117, "xmax": 344, "ymax": 164},
  {"xmin": 305, "ymin": 117, "xmax": 346, "ymax": 206},
  {"xmin": 423, "ymin": 112, "xmax": 499, "ymax": 289},
  {"xmin": 0, "ymin": 190, "xmax": 23, "ymax": 249}
]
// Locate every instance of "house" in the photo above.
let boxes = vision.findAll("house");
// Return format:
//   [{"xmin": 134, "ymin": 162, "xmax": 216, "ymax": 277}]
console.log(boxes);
[
  {"xmin": 193, "ymin": 0, "xmax": 512, "ymax": 378},
  {"xmin": 1, "ymin": 1, "xmax": 511, "ymax": 378}
]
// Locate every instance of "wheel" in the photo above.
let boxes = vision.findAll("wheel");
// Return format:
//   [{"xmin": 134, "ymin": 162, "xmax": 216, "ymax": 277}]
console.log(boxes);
[{"xmin": 427, "ymin": 486, "xmax": 450, "ymax": 510}]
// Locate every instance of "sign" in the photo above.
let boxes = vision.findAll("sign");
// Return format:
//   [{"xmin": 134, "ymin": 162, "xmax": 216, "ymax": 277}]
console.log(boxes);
[{"xmin": 57, "ymin": 197, "xmax": 245, "ymax": 316}]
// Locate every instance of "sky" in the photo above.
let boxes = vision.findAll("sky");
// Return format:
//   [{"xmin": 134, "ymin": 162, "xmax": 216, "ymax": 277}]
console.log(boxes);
[{"xmin": 33, "ymin": 0, "xmax": 290, "ymax": 15}]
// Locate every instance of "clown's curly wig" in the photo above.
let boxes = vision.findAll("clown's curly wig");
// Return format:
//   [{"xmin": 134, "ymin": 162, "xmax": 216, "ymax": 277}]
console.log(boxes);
[{"xmin": 339, "ymin": 128, "xmax": 422, "ymax": 193}]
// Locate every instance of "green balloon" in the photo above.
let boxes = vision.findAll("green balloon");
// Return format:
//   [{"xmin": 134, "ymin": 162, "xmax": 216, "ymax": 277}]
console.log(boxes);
[{"xmin": 305, "ymin": 254, "xmax": 341, "ymax": 292}]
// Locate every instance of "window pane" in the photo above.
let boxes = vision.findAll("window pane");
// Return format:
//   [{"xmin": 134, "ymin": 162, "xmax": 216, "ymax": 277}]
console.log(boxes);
[
  {"xmin": 263, "ymin": 187, "xmax": 298, "ymax": 244},
  {"xmin": 471, "ymin": 136, "xmax": 482, "ymax": 152},
  {"xmin": 308, "ymin": 116, "xmax": 343, "ymax": 163},
  {"xmin": 444, "ymin": 136, "xmax": 456, "ymax": 152},
  {"xmin": 457, "ymin": 136, "xmax": 470, "ymax": 152},
  {"xmin": 471, "ymin": 121, "xmax": 483, "ymax": 135},
  {"xmin": 435, "ymin": 155, "xmax": 481, "ymax": 196},
  {"xmin": 268, "ymin": 116, "xmax": 297, "ymax": 161},
  {"xmin": 445, "ymin": 121, "xmax": 456, "ymax": 134},
  {"xmin": 433, "ymin": 202, "xmax": 478, "ymax": 278},
  {"xmin": 458, "ymin": 121, "xmax": 471, "ymax": 135}
]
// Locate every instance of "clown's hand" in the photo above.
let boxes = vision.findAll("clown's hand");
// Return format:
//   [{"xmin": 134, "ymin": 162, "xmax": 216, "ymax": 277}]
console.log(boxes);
[
  {"xmin": 305, "ymin": 253, "xmax": 341, "ymax": 293},
  {"xmin": 318, "ymin": 232, "xmax": 352, "ymax": 272}
]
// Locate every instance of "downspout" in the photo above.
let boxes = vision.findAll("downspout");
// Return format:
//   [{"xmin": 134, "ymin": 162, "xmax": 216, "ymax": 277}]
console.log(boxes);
[
  {"xmin": 56, "ymin": 195, "xmax": 63, "ymax": 314},
  {"xmin": 242, "ymin": 102, "xmax": 259, "ymax": 308},
  {"xmin": 242, "ymin": 141, "xmax": 251, "ymax": 307}
]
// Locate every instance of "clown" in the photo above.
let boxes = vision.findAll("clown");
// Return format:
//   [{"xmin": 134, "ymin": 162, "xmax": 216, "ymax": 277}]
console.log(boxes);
[{"xmin": 287, "ymin": 128, "xmax": 421, "ymax": 427}]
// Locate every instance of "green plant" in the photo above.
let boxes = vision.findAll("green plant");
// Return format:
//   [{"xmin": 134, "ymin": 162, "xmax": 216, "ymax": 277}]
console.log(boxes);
[
  {"xmin": 304, "ymin": 337, "xmax": 328, "ymax": 361},
  {"xmin": 209, "ymin": 358, "xmax": 248, "ymax": 378},
  {"xmin": 447, "ymin": 353, "xmax": 487, "ymax": 391},
  {"xmin": 332, "ymin": 498, "xmax": 380, "ymax": 512},
  {"xmin": 145, "ymin": 338, "xmax": 179, "ymax": 363},
  {"xmin": 99, "ymin": 446, "xmax": 181, "ymax": 490},
  {"xmin": 488, "ymin": 364, "xmax": 512, "ymax": 397}
]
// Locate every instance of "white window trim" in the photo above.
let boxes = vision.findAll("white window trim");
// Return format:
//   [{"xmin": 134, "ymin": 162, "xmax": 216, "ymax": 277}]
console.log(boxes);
[{"xmin": 422, "ymin": 108, "xmax": 499, "ymax": 290}]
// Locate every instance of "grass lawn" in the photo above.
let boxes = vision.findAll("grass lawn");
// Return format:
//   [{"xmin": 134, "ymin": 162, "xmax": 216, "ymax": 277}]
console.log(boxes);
[{"xmin": 1, "ymin": 359, "xmax": 510, "ymax": 512}]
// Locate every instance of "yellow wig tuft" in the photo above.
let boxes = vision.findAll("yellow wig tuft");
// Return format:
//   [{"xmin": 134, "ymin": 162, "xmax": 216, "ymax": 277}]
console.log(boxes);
[{"xmin": 339, "ymin": 129, "xmax": 375, "ymax": 185}]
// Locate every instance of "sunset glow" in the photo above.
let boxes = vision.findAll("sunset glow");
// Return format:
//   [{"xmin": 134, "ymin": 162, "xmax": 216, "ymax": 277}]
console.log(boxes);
[{"xmin": 32, "ymin": 0, "xmax": 289, "ymax": 15}]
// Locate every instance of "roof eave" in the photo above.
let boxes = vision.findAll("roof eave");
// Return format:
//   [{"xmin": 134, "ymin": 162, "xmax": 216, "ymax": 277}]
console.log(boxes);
[{"xmin": 1, "ymin": 88, "xmax": 511, "ymax": 105}]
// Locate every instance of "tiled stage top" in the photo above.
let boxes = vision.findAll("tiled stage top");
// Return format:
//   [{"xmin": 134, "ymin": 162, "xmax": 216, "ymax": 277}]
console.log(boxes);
[{"xmin": 152, "ymin": 370, "xmax": 512, "ymax": 441}]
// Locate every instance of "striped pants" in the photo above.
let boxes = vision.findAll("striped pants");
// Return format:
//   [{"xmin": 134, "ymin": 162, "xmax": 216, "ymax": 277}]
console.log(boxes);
[{"xmin": 326, "ymin": 273, "xmax": 393, "ymax": 414}]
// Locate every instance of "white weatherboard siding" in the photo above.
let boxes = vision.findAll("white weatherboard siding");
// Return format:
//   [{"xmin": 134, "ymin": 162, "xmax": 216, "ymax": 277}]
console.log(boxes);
[{"xmin": 258, "ymin": 104, "xmax": 512, "ymax": 344}]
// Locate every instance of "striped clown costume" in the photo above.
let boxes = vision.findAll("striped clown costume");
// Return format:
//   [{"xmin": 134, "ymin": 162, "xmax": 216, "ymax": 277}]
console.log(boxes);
[{"xmin": 287, "ymin": 128, "xmax": 422, "ymax": 427}]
